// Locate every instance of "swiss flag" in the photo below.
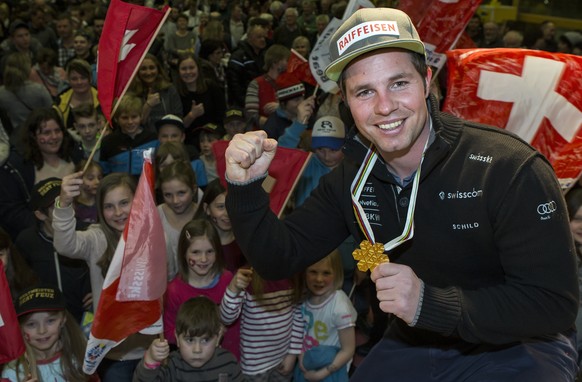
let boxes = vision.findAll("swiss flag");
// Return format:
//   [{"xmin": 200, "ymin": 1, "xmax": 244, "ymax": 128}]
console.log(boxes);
[
  {"xmin": 444, "ymin": 48, "xmax": 582, "ymax": 187},
  {"xmin": 213, "ymin": 140, "xmax": 311, "ymax": 217},
  {"xmin": 83, "ymin": 149, "xmax": 167, "ymax": 374},
  {"xmin": 399, "ymin": 0, "xmax": 483, "ymax": 69},
  {"xmin": 0, "ymin": 262, "xmax": 26, "ymax": 364},
  {"xmin": 97, "ymin": 0, "xmax": 169, "ymax": 122}
]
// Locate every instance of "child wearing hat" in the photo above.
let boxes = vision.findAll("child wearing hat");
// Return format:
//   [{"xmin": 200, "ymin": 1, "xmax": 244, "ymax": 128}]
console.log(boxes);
[
  {"xmin": 155, "ymin": 114, "xmax": 200, "ymax": 160},
  {"xmin": 263, "ymin": 72, "xmax": 316, "ymax": 141},
  {"xmin": 278, "ymin": 115, "xmax": 346, "ymax": 207},
  {"xmin": 1, "ymin": 284, "xmax": 95, "ymax": 382},
  {"xmin": 14, "ymin": 178, "xmax": 91, "ymax": 323},
  {"xmin": 223, "ymin": 107, "xmax": 247, "ymax": 140},
  {"xmin": 194, "ymin": 123, "xmax": 225, "ymax": 183}
]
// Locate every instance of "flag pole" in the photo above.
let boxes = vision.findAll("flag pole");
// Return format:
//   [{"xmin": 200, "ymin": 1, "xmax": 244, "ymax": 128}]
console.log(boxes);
[
  {"xmin": 82, "ymin": 121, "xmax": 109, "ymax": 173},
  {"xmin": 83, "ymin": 6, "xmax": 172, "ymax": 174}
]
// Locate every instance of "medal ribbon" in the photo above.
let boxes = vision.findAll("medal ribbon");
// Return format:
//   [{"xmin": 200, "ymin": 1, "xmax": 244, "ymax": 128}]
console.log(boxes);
[{"xmin": 350, "ymin": 124, "xmax": 431, "ymax": 252}]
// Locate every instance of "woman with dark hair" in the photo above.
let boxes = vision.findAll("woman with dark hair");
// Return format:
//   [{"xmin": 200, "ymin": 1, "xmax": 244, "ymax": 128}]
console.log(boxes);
[
  {"xmin": 0, "ymin": 108, "xmax": 81, "ymax": 240},
  {"xmin": 55, "ymin": 58, "xmax": 100, "ymax": 130},
  {"xmin": 176, "ymin": 52, "xmax": 226, "ymax": 145},
  {"xmin": 128, "ymin": 53, "xmax": 182, "ymax": 132}
]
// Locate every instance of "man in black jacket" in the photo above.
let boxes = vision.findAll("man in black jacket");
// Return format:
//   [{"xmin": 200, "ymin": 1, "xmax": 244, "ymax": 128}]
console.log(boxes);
[
  {"xmin": 224, "ymin": 8, "xmax": 579, "ymax": 381},
  {"xmin": 226, "ymin": 24, "xmax": 267, "ymax": 107}
]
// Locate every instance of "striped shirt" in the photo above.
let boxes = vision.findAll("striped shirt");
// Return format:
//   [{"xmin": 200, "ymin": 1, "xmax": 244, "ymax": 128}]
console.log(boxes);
[{"xmin": 220, "ymin": 280, "xmax": 303, "ymax": 375}]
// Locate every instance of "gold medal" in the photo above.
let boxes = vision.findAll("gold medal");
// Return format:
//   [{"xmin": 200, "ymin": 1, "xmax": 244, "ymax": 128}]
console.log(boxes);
[{"xmin": 352, "ymin": 240, "xmax": 389, "ymax": 272}]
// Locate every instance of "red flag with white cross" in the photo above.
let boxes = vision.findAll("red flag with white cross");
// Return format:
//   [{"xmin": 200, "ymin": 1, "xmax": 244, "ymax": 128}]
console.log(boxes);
[
  {"xmin": 444, "ymin": 48, "xmax": 582, "ymax": 188},
  {"xmin": 97, "ymin": 0, "xmax": 170, "ymax": 122}
]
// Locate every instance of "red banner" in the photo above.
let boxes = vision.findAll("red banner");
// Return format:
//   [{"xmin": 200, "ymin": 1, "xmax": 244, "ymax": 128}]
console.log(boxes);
[
  {"xmin": 0, "ymin": 262, "xmax": 26, "ymax": 364},
  {"xmin": 83, "ymin": 150, "xmax": 166, "ymax": 374},
  {"xmin": 399, "ymin": 0, "xmax": 482, "ymax": 69},
  {"xmin": 97, "ymin": 0, "xmax": 169, "ymax": 122},
  {"xmin": 444, "ymin": 48, "xmax": 582, "ymax": 188}
]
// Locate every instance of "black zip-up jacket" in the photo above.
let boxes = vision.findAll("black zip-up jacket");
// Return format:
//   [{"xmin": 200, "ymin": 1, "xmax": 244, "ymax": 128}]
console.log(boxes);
[{"xmin": 226, "ymin": 95, "xmax": 578, "ymax": 346}]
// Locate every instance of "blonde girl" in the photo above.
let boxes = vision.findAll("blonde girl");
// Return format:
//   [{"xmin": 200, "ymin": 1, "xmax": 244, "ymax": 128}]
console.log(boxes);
[
  {"xmin": 163, "ymin": 218, "xmax": 240, "ymax": 359},
  {"xmin": 296, "ymin": 250, "xmax": 357, "ymax": 382},
  {"xmin": 52, "ymin": 172, "xmax": 152, "ymax": 381},
  {"xmin": 1, "ymin": 285, "xmax": 94, "ymax": 382},
  {"xmin": 157, "ymin": 160, "xmax": 200, "ymax": 280}
]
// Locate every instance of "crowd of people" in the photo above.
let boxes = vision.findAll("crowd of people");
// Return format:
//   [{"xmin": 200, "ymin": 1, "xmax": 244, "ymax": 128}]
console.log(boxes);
[{"xmin": 0, "ymin": 0, "xmax": 581, "ymax": 381}]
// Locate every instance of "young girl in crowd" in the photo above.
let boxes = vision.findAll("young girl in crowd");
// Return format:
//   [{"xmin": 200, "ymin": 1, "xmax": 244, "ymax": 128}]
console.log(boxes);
[
  {"xmin": 157, "ymin": 160, "xmax": 200, "ymax": 281},
  {"xmin": 154, "ymin": 141, "xmax": 207, "ymax": 193},
  {"xmin": 163, "ymin": 218, "xmax": 240, "ymax": 359},
  {"xmin": 220, "ymin": 267, "xmax": 304, "ymax": 380},
  {"xmin": 194, "ymin": 179, "xmax": 246, "ymax": 272},
  {"xmin": 1, "ymin": 285, "xmax": 94, "ymax": 381},
  {"xmin": 295, "ymin": 250, "xmax": 356, "ymax": 382},
  {"xmin": 53, "ymin": 172, "xmax": 153, "ymax": 381},
  {"xmin": 73, "ymin": 160, "xmax": 102, "ymax": 230},
  {"xmin": 0, "ymin": 227, "xmax": 37, "ymax": 300}
]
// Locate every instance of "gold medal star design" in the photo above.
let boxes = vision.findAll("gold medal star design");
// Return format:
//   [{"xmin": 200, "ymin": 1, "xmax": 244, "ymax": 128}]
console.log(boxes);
[{"xmin": 352, "ymin": 240, "xmax": 389, "ymax": 272}]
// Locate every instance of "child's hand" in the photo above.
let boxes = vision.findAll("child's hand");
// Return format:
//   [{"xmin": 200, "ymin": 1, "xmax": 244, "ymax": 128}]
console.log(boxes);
[
  {"xmin": 23, "ymin": 374, "xmax": 38, "ymax": 382},
  {"xmin": 146, "ymin": 91, "xmax": 161, "ymax": 108},
  {"xmin": 303, "ymin": 367, "xmax": 328, "ymax": 382},
  {"xmin": 59, "ymin": 171, "xmax": 84, "ymax": 208},
  {"xmin": 297, "ymin": 95, "xmax": 316, "ymax": 125},
  {"xmin": 190, "ymin": 101, "xmax": 205, "ymax": 119},
  {"xmin": 145, "ymin": 338, "xmax": 169, "ymax": 364},
  {"xmin": 276, "ymin": 354, "xmax": 297, "ymax": 375},
  {"xmin": 263, "ymin": 102, "xmax": 279, "ymax": 115},
  {"xmin": 228, "ymin": 268, "xmax": 253, "ymax": 294}
]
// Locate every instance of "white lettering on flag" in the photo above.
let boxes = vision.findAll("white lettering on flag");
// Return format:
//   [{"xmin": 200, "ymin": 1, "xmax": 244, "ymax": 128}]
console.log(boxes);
[
  {"xmin": 337, "ymin": 21, "xmax": 399, "ymax": 55},
  {"xmin": 477, "ymin": 56, "xmax": 582, "ymax": 143},
  {"xmin": 119, "ymin": 29, "xmax": 138, "ymax": 62}
]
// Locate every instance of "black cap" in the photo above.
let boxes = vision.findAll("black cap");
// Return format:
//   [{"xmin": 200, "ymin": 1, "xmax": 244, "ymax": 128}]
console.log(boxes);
[
  {"xmin": 9, "ymin": 20, "xmax": 29, "ymax": 35},
  {"xmin": 224, "ymin": 107, "xmax": 245, "ymax": 124},
  {"xmin": 155, "ymin": 114, "xmax": 185, "ymax": 132},
  {"xmin": 16, "ymin": 284, "xmax": 66, "ymax": 317},
  {"xmin": 193, "ymin": 123, "xmax": 225, "ymax": 137},
  {"xmin": 30, "ymin": 178, "xmax": 62, "ymax": 211}
]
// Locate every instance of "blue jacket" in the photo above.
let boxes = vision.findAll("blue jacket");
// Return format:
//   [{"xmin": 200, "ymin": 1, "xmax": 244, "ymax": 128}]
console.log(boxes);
[{"xmin": 100, "ymin": 128, "xmax": 158, "ymax": 175}]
